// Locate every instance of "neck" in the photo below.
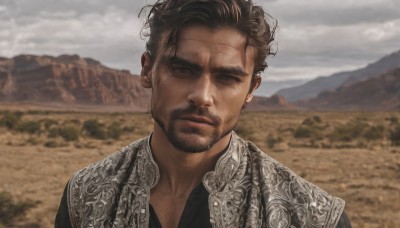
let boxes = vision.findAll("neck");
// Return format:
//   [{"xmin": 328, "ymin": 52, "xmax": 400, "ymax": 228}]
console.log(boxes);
[{"xmin": 150, "ymin": 124, "xmax": 231, "ymax": 195}]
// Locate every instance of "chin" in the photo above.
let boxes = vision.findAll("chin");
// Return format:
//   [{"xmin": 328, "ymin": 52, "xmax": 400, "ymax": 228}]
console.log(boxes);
[{"xmin": 168, "ymin": 131, "xmax": 220, "ymax": 153}]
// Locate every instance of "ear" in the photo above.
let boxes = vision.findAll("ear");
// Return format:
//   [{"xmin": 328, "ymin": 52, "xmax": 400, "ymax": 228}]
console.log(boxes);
[
  {"xmin": 246, "ymin": 74, "xmax": 261, "ymax": 103},
  {"xmin": 140, "ymin": 52, "xmax": 153, "ymax": 88}
]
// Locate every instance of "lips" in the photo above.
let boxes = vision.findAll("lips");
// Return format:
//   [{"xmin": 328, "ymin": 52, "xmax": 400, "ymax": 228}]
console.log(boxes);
[{"xmin": 179, "ymin": 115, "xmax": 216, "ymax": 126}]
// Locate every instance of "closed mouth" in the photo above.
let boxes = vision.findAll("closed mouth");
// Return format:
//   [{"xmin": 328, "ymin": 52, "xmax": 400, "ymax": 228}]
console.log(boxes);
[{"xmin": 180, "ymin": 115, "xmax": 215, "ymax": 126}]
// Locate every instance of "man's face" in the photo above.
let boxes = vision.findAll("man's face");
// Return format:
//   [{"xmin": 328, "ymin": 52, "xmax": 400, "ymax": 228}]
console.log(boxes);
[{"xmin": 141, "ymin": 25, "xmax": 259, "ymax": 153}]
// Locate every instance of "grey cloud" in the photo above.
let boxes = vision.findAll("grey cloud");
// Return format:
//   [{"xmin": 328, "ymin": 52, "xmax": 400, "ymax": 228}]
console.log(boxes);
[
  {"xmin": 264, "ymin": 0, "xmax": 400, "ymax": 26},
  {"xmin": 0, "ymin": 4, "xmax": 7, "ymax": 12},
  {"xmin": 5, "ymin": 0, "xmax": 145, "ymax": 17},
  {"xmin": 273, "ymin": 7, "xmax": 400, "ymax": 26}
]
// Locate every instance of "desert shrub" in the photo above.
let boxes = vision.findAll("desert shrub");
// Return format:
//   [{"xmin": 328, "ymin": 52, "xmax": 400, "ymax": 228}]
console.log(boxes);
[
  {"xmin": 44, "ymin": 140, "xmax": 59, "ymax": 148},
  {"xmin": 59, "ymin": 126, "xmax": 80, "ymax": 141},
  {"xmin": 0, "ymin": 191, "xmax": 39, "ymax": 226},
  {"xmin": 293, "ymin": 116, "xmax": 325, "ymax": 140},
  {"xmin": 123, "ymin": 126, "xmax": 135, "ymax": 133},
  {"xmin": 329, "ymin": 127, "xmax": 353, "ymax": 142},
  {"xmin": 65, "ymin": 119, "xmax": 81, "ymax": 125},
  {"xmin": 278, "ymin": 127, "xmax": 294, "ymax": 133},
  {"xmin": 329, "ymin": 119, "xmax": 368, "ymax": 142},
  {"xmin": 389, "ymin": 125, "xmax": 400, "ymax": 146},
  {"xmin": 27, "ymin": 137, "xmax": 39, "ymax": 145},
  {"xmin": 302, "ymin": 115, "xmax": 322, "ymax": 126},
  {"xmin": 0, "ymin": 112, "xmax": 23, "ymax": 130},
  {"xmin": 234, "ymin": 126, "xmax": 253, "ymax": 139},
  {"xmin": 301, "ymin": 118, "xmax": 314, "ymax": 126},
  {"xmin": 363, "ymin": 125, "xmax": 385, "ymax": 141},
  {"xmin": 16, "ymin": 121, "xmax": 41, "ymax": 134},
  {"xmin": 386, "ymin": 116, "xmax": 399, "ymax": 125},
  {"xmin": 293, "ymin": 126, "xmax": 313, "ymax": 138},
  {"xmin": 83, "ymin": 119, "xmax": 107, "ymax": 139},
  {"xmin": 312, "ymin": 115, "xmax": 322, "ymax": 123},
  {"xmin": 108, "ymin": 122, "xmax": 122, "ymax": 139},
  {"xmin": 42, "ymin": 119, "xmax": 58, "ymax": 129},
  {"xmin": 266, "ymin": 134, "xmax": 282, "ymax": 148},
  {"xmin": 48, "ymin": 127, "xmax": 60, "ymax": 138}
]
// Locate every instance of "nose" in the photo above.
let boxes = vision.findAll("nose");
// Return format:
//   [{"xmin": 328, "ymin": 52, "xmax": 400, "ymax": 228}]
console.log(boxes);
[{"xmin": 187, "ymin": 75, "xmax": 214, "ymax": 107}]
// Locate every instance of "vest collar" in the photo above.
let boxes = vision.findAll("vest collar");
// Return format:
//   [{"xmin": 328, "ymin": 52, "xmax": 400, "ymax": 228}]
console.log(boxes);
[
  {"xmin": 137, "ymin": 134, "xmax": 160, "ymax": 188},
  {"xmin": 141, "ymin": 132, "xmax": 243, "ymax": 193},
  {"xmin": 203, "ymin": 132, "xmax": 244, "ymax": 193}
]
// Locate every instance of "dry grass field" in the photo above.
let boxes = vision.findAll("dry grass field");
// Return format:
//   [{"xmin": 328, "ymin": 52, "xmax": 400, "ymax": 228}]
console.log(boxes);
[{"xmin": 0, "ymin": 110, "xmax": 399, "ymax": 228}]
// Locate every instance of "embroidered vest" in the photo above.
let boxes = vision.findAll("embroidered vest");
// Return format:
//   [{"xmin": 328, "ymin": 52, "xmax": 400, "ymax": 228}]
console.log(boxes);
[{"xmin": 67, "ymin": 133, "xmax": 345, "ymax": 227}]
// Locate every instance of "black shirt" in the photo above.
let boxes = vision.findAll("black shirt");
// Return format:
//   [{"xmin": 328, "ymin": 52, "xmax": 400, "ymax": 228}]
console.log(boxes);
[{"xmin": 55, "ymin": 183, "xmax": 351, "ymax": 228}]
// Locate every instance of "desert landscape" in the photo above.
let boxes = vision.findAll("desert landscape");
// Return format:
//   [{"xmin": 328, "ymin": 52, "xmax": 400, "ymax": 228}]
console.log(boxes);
[
  {"xmin": 0, "ymin": 110, "xmax": 399, "ymax": 228},
  {"xmin": 1, "ymin": 51, "xmax": 399, "ymax": 228}
]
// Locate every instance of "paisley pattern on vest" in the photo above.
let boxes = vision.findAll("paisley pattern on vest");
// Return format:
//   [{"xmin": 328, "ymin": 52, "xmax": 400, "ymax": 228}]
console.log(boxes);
[{"xmin": 68, "ymin": 133, "xmax": 345, "ymax": 227}]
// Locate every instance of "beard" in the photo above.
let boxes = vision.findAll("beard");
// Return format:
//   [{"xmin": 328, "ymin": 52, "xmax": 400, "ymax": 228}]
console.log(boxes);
[{"xmin": 152, "ymin": 105, "xmax": 235, "ymax": 153}]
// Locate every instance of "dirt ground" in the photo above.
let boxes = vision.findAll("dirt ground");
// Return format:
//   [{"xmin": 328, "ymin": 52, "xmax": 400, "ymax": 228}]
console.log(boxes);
[{"xmin": 0, "ymin": 111, "xmax": 399, "ymax": 227}]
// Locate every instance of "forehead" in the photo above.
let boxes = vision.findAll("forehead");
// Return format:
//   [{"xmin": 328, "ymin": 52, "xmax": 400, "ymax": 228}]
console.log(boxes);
[
  {"xmin": 160, "ymin": 25, "xmax": 256, "ymax": 72},
  {"xmin": 179, "ymin": 25, "xmax": 247, "ymax": 50}
]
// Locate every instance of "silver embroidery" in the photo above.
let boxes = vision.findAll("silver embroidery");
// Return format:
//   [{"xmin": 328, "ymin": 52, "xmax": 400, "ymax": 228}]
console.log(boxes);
[{"xmin": 67, "ymin": 132, "xmax": 345, "ymax": 227}]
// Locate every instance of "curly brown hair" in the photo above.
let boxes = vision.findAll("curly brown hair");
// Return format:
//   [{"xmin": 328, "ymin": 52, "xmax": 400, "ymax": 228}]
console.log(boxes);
[{"xmin": 140, "ymin": 0, "xmax": 277, "ymax": 76}]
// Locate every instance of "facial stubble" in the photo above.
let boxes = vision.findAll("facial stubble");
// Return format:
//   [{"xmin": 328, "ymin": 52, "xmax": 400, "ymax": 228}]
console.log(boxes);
[{"xmin": 151, "ymin": 105, "xmax": 237, "ymax": 153}]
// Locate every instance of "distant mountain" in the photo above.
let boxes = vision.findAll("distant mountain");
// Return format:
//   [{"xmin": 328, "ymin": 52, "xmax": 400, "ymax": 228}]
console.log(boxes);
[
  {"xmin": 247, "ymin": 95, "xmax": 294, "ymax": 111},
  {"xmin": 0, "ymin": 54, "xmax": 150, "ymax": 111},
  {"xmin": 275, "ymin": 50, "xmax": 400, "ymax": 102},
  {"xmin": 298, "ymin": 67, "xmax": 400, "ymax": 110},
  {"xmin": 254, "ymin": 79, "xmax": 307, "ymax": 97}
]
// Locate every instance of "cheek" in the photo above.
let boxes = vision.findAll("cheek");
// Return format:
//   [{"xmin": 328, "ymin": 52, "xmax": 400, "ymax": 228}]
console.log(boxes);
[
  {"xmin": 216, "ymin": 83, "xmax": 249, "ymax": 109},
  {"xmin": 152, "ymin": 78, "xmax": 185, "ymax": 113},
  {"xmin": 219, "ymin": 96, "xmax": 245, "ymax": 123}
]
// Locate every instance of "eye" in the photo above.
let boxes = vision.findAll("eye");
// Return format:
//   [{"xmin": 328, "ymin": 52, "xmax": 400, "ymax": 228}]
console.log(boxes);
[
  {"xmin": 171, "ymin": 65, "xmax": 194, "ymax": 75},
  {"xmin": 218, "ymin": 74, "xmax": 242, "ymax": 84}
]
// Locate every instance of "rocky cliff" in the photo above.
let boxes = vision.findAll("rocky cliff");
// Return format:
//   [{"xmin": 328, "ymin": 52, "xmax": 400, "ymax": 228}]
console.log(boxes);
[
  {"xmin": 0, "ymin": 54, "xmax": 150, "ymax": 111},
  {"xmin": 247, "ymin": 95, "xmax": 294, "ymax": 111}
]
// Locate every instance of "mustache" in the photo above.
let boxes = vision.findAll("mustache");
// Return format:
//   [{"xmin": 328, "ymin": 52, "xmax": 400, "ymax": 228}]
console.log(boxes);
[{"xmin": 170, "ymin": 105, "xmax": 221, "ymax": 126}]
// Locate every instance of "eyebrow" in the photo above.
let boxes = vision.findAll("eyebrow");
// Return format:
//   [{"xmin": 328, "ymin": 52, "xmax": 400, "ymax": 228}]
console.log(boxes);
[
  {"xmin": 167, "ymin": 56, "xmax": 202, "ymax": 72},
  {"xmin": 213, "ymin": 66, "xmax": 248, "ymax": 77},
  {"xmin": 167, "ymin": 55, "xmax": 249, "ymax": 77}
]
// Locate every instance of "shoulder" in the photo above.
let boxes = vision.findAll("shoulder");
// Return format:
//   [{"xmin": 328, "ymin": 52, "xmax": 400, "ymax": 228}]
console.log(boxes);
[
  {"xmin": 244, "ymin": 140, "xmax": 346, "ymax": 227},
  {"xmin": 66, "ymin": 137, "xmax": 150, "ymax": 226},
  {"xmin": 70, "ymin": 137, "xmax": 148, "ymax": 185}
]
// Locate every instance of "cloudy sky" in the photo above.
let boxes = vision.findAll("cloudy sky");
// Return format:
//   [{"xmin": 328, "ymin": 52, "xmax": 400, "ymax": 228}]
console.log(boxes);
[{"xmin": 1, "ymin": 0, "xmax": 399, "ymax": 82}]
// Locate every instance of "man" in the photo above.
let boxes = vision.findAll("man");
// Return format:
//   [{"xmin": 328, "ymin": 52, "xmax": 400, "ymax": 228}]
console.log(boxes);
[{"xmin": 56, "ymin": 0, "xmax": 351, "ymax": 227}]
